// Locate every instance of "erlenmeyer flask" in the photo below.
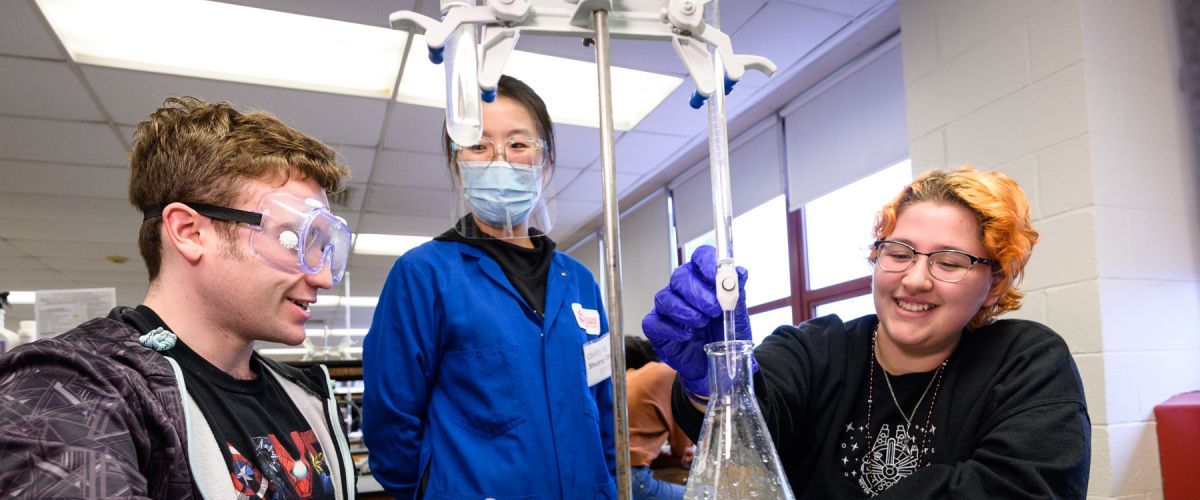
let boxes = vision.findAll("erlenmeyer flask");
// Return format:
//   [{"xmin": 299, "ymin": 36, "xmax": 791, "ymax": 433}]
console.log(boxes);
[{"xmin": 685, "ymin": 340, "xmax": 794, "ymax": 499}]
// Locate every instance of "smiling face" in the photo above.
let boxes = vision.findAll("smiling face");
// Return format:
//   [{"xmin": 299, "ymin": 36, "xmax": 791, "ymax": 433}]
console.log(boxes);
[
  {"xmin": 201, "ymin": 175, "xmax": 334, "ymax": 346},
  {"xmin": 872, "ymin": 201, "xmax": 997, "ymax": 364}
]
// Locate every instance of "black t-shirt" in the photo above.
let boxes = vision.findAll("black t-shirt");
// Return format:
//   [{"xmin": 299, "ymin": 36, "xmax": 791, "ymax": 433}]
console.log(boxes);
[
  {"xmin": 436, "ymin": 215, "xmax": 556, "ymax": 316},
  {"xmin": 838, "ymin": 358, "xmax": 944, "ymax": 496},
  {"xmin": 128, "ymin": 306, "xmax": 336, "ymax": 499}
]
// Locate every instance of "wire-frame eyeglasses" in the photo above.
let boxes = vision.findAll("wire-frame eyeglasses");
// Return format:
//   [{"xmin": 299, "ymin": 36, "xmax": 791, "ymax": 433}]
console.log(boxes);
[
  {"xmin": 872, "ymin": 240, "xmax": 995, "ymax": 283},
  {"xmin": 452, "ymin": 136, "xmax": 547, "ymax": 168}
]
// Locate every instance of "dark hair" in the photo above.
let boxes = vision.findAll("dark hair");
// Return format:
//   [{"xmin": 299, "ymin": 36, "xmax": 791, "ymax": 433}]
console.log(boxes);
[
  {"xmin": 441, "ymin": 75, "xmax": 556, "ymax": 169},
  {"xmin": 129, "ymin": 96, "xmax": 349, "ymax": 282},
  {"xmin": 624, "ymin": 335, "xmax": 660, "ymax": 370}
]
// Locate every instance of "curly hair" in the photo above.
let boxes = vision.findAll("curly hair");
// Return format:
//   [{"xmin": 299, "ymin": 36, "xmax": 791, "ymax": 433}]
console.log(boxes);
[
  {"xmin": 129, "ymin": 96, "xmax": 349, "ymax": 282},
  {"xmin": 870, "ymin": 166, "xmax": 1039, "ymax": 328}
]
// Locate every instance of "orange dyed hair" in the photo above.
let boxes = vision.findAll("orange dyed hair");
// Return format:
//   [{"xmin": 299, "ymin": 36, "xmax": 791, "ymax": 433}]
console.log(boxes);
[{"xmin": 870, "ymin": 166, "xmax": 1039, "ymax": 328}]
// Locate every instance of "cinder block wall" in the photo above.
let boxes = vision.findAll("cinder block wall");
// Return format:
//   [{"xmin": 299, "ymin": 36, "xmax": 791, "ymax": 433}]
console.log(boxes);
[{"xmin": 898, "ymin": 0, "xmax": 1200, "ymax": 498}]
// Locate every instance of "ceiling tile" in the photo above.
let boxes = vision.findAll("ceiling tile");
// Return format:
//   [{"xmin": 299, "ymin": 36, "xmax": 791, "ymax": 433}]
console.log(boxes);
[
  {"xmin": 0, "ymin": 269, "xmax": 71, "ymax": 291},
  {"xmin": 551, "ymin": 198, "xmax": 602, "ymax": 228},
  {"xmin": 357, "ymin": 212, "xmax": 448, "ymax": 236},
  {"xmin": 553, "ymin": 124, "xmax": 612, "ymax": 170},
  {"xmin": 613, "ymin": 131, "xmax": 692, "ymax": 176},
  {"xmin": 549, "ymin": 166, "xmax": 585, "ymax": 196},
  {"xmin": 0, "ymin": 117, "xmax": 126, "ymax": 166},
  {"xmin": 0, "ymin": 240, "xmax": 27, "ymax": 257},
  {"xmin": 331, "ymin": 145, "xmax": 376, "ymax": 184},
  {"xmin": 43, "ymin": 257, "xmax": 146, "ymax": 274},
  {"xmin": 381, "ymin": 102, "xmax": 446, "ymax": 153},
  {"xmin": 0, "ymin": 192, "xmax": 136, "ymax": 225},
  {"xmin": 60, "ymin": 270, "xmax": 148, "ymax": 285},
  {"xmin": 8, "ymin": 240, "xmax": 141, "ymax": 260},
  {"xmin": 731, "ymin": 2, "xmax": 850, "ymax": 80},
  {"xmin": 0, "ymin": 1, "xmax": 64, "ymax": 59},
  {"xmin": 0, "ymin": 255, "xmax": 50, "ymax": 271},
  {"xmin": 363, "ymin": 185, "xmax": 452, "ymax": 217},
  {"xmin": 780, "ymin": 0, "xmax": 882, "ymax": 17},
  {"xmin": 0, "ymin": 218, "xmax": 137, "ymax": 244},
  {"xmin": 553, "ymin": 168, "xmax": 641, "ymax": 202},
  {"xmin": 372, "ymin": 149, "xmax": 454, "ymax": 189},
  {"xmin": 82, "ymin": 65, "xmax": 388, "ymax": 146},
  {"xmin": 516, "ymin": 33, "xmax": 688, "ymax": 77},
  {"xmin": 331, "ymin": 183, "xmax": 367, "ymax": 212},
  {"xmin": 0, "ymin": 56, "xmax": 103, "ymax": 121},
  {"xmin": 218, "ymin": 0, "xmax": 424, "ymax": 27},
  {"xmin": 0, "ymin": 161, "xmax": 128, "ymax": 199}
]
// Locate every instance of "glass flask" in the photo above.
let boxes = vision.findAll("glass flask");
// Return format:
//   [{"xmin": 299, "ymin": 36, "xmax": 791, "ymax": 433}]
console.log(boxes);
[{"xmin": 685, "ymin": 340, "xmax": 794, "ymax": 500}]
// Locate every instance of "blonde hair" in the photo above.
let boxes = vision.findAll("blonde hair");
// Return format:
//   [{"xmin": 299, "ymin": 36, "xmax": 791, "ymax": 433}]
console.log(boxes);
[{"xmin": 871, "ymin": 166, "xmax": 1039, "ymax": 328}]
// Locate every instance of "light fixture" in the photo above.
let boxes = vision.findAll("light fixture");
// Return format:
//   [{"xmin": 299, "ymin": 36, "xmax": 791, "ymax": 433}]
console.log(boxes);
[
  {"xmin": 353, "ymin": 233, "xmax": 432, "ymax": 256},
  {"xmin": 36, "ymin": 0, "xmax": 408, "ymax": 98},
  {"xmin": 398, "ymin": 35, "xmax": 684, "ymax": 130},
  {"xmin": 4, "ymin": 291, "xmax": 36, "ymax": 305},
  {"xmin": 313, "ymin": 296, "xmax": 379, "ymax": 308}
]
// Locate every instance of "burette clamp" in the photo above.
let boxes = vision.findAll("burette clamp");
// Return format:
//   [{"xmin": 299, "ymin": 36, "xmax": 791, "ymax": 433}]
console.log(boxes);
[{"xmin": 715, "ymin": 258, "xmax": 739, "ymax": 312}]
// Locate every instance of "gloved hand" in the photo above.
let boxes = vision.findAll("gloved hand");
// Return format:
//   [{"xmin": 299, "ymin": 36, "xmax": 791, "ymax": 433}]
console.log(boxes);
[{"xmin": 641, "ymin": 245, "xmax": 751, "ymax": 399}]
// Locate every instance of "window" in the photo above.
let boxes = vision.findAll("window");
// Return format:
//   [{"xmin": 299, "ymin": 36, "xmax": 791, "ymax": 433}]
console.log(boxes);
[
  {"xmin": 683, "ymin": 195, "xmax": 790, "ymax": 345},
  {"xmin": 795, "ymin": 160, "xmax": 912, "ymax": 321}
]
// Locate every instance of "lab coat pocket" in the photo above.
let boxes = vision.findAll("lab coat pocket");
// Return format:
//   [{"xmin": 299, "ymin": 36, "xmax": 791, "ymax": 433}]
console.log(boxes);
[{"xmin": 441, "ymin": 344, "xmax": 528, "ymax": 438}]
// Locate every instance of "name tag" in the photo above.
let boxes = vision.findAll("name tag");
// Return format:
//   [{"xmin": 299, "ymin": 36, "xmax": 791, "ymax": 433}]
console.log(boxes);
[
  {"xmin": 571, "ymin": 303, "xmax": 601, "ymax": 335},
  {"xmin": 583, "ymin": 334, "xmax": 612, "ymax": 387}
]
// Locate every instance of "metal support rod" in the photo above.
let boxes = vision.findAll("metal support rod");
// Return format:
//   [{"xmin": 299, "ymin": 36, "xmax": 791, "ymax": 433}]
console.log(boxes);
[{"xmin": 592, "ymin": 9, "xmax": 632, "ymax": 500}]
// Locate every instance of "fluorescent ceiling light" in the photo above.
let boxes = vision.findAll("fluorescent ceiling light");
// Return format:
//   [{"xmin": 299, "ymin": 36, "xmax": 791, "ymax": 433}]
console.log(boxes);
[
  {"xmin": 36, "ymin": 0, "xmax": 408, "ymax": 98},
  {"xmin": 4, "ymin": 291, "xmax": 36, "ymax": 305},
  {"xmin": 314, "ymin": 296, "xmax": 379, "ymax": 308},
  {"xmin": 305, "ymin": 328, "xmax": 369, "ymax": 337},
  {"xmin": 398, "ymin": 35, "xmax": 684, "ymax": 130},
  {"xmin": 354, "ymin": 233, "xmax": 432, "ymax": 256}
]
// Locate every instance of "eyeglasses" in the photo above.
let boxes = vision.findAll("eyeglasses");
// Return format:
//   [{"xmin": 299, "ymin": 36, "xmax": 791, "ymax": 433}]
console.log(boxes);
[
  {"xmin": 142, "ymin": 192, "xmax": 352, "ymax": 285},
  {"xmin": 872, "ymin": 240, "xmax": 995, "ymax": 283},
  {"xmin": 452, "ymin": 136, "xmax": 547, "ymax": 168}
]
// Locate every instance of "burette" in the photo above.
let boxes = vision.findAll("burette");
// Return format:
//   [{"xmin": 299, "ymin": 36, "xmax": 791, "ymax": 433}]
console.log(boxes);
[{"xmin": 386, "ymin": 1, "xmax": 776, "ymax": 498}]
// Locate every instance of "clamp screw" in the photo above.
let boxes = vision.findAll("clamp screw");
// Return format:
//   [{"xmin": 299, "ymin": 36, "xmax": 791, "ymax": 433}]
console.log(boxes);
[{"xmin": 681, "ymin": 0, "xmax": 696, "ymax": 15}]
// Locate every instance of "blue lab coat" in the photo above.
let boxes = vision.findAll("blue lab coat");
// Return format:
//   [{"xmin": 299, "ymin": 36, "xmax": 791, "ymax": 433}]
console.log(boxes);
[{"xmin": 363, "ymin": 240, "xmax": 617, "ymax": 499}]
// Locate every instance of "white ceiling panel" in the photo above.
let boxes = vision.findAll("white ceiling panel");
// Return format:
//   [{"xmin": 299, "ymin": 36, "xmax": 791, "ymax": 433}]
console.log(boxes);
[
  {"xmin": 43, "ymin": 257, "xmax": 145, "ymax": 274},
  {"xmin": 549, "ymin": 166, "xmax": 585, "ymax": 196},
  {"xmin": 61, "ymin": 270, "xmax": 148, "ymax": 285},
  {"xmin": 8, "ymin": 240, "xmax": 141, "ymax": 260},
  {"xmin": 216, "ymin": 0, "xmax": 425, "ymax": 27},
  {"xmin": 364, "ymin": 185, "xmax": 453, "ymax": 217},
  {"xmin": 0, "ymin": 255, "xmax": 51, "ymax": 271},
  {"xmin": 632, "ymin": 78, "xmax": 766, "ymax": 137},
  {"xmin": 554, "ymin": 167, "xmax": 642, "ymax": 202},
  {"xmin": 331, "ymin": 145, "xmax": 376, "ymax": 184},
  {"xmin": 782, "ymin": 0, "xmax": 883, "ymax": 17},
  {"xmin": 356, "ymin": 212, "xmax": 448, "ymax": 237},
  {"xmin": 553, "ymin": 124, "xmax": 612, "ymax": 170},
  {"xmin": 0, "ymin": 192, "xmax": 135, "ymax": 224},
  {"xmin": 82, "ymin": 65, "xmax": 389, "ymax": 147},
  {"xmin": 0, "ymin": 161, "xmax": 128, "ymax": 199},
  {"xmin": 0, "ymin": 1, "xmax": 64, "ymax": 60},
  {"xmin": 731, "ymin": 3, "xmax": 851, "ymax": 83},
  {"xmin": 613, "ymin": 130, "xmax": 692, "ymax": 175},
  {"xmin": 551, "ymin": 199, "xmax": 602, "ymax": 228},
  {"xmin": 0, "ymin": 56, "xmax": 103, "ymax": 121},
  {"xmin": 0, "ymin": 240, "xmax": 27, "ymax": 257},
  {"xmin": 0, "ymin": 117, "xmax": 126, "ymax": 166},
  {"xmin": 372, "ymin": 149, "xmax": 453, "ymax": 189},
  {"xmin": 515, "ymin": 33, "xmax": 689, "ymax": 77},
  {"xmin": 0, "ymin": 269, "xmax": 71, "ymax": 290},
  {"xmin": 331, "ymin": 183, "xmax": 368, "ymax": 212},
  {"xmin": 381, "ymin": 102, "xmax": 446, "ymax": 153},
  {"xmin": 0, "ymin": 218, "xmax": 137, "ymax": 244}
]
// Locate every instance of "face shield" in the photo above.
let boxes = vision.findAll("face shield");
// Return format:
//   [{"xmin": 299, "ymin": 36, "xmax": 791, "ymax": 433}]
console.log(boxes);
[
  {"xmin": 450, "ymin": 135, "xmax": 556, "ymax": 240},
  {"xmin": 143, "ymin": 191, "xmax": 352, "ymax": 284}
]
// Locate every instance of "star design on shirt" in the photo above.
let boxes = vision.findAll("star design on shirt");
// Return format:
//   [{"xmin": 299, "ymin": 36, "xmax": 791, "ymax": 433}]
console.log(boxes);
[
  {"xmin": 234, "ymin": 462, "xmax": 255, "ymax": 485},
  {"xmin": 930, "ymin": 425, "xmax": 937, "ymax": 435},
  {"xmin": 842, "ymin": 456, "xmax": 849, "ymax": 465},
  {"xmin": 851, "ymin": 443, "xmax": 859, "ymax": 451},
  {"xmin": 846, "ymin": 423, "xmax": 855, "ymax": 432}
]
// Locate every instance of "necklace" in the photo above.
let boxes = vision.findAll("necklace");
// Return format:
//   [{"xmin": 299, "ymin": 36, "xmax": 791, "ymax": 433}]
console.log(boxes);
[{"xmin": 862, "ymin": 323, "xmax": 949, "ymax": 495}]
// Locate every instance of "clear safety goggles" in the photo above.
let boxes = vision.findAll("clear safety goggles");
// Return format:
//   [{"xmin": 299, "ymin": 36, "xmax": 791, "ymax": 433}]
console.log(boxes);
[
  {"xmin": 451, "ymin": 136, "xmax": 547, "ymax": 169},
  {"xmin": 143, "ymin": 192, "xmax": 352, "ymax": 285}
]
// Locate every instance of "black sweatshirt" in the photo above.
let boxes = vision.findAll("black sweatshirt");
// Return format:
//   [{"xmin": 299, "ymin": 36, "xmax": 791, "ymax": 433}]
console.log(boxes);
[{"xmin": 673, "ymin": 315, "xmax": 1091, "ymax": 499}]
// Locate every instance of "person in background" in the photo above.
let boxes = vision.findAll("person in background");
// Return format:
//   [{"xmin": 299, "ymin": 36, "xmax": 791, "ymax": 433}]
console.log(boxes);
[
  {"xmin": 643, "ymin": 167, "xmax": 1091, "ymax": 498},
  {"xmin": 0, "ymin": 97, "xmax": 355, "ymax": 499},
  {"xmin": 362, "ymin": 75, "xmax": 616, "ymax": 498},
  {"xmin": 625, "ymin": 335, "xmax": 694, "ymax": 500}
]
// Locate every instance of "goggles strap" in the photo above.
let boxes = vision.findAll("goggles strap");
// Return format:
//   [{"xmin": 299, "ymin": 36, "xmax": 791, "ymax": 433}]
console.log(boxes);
[{"xmin": 142, "ymin": 202, "xmax": 263, "ymax": 226}]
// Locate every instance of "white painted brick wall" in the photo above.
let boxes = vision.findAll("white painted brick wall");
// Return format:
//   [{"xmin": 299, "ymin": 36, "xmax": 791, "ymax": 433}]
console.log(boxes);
[{"xmin": 900, "ymin": 0, "xmax": 1198, "ymax": 497}]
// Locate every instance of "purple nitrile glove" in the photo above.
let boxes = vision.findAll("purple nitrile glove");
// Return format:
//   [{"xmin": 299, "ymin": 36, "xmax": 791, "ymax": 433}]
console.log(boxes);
[{"xmin": 641, "ymin": 245, "xmax": 751, "ymax": 399}]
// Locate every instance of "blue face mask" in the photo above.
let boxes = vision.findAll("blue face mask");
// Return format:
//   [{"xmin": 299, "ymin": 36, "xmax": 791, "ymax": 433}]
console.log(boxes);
[{"xmin": 458, "ymin": 161, "xmax": 543, "ymax": 227}]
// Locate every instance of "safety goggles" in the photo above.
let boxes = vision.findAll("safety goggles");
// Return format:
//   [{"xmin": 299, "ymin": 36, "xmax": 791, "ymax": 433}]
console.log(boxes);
[{"xmin": 143, "ymin": 191, "xmax": 352, "ymax": 285}]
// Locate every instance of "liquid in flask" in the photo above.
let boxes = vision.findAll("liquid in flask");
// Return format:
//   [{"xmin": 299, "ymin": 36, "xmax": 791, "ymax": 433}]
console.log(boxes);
[{"xmin": 684, "ymin": 340, "xmax": 794, "ymax": 500}]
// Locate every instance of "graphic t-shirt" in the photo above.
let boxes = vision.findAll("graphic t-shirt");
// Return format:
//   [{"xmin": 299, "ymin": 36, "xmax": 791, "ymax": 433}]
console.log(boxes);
[
  {"xmin": 838, "ymin": 361, "xmax": 943, "ymax": 497},
  {"xmin": 133, "ymin": 307, "xmax": 335, "ymax": 499}
]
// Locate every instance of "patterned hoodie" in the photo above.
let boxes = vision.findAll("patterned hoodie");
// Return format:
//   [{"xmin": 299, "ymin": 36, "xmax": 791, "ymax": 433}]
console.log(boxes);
[{"xmin": 0, "ymin": 307, "xmax": 354, "ymax": 499}]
